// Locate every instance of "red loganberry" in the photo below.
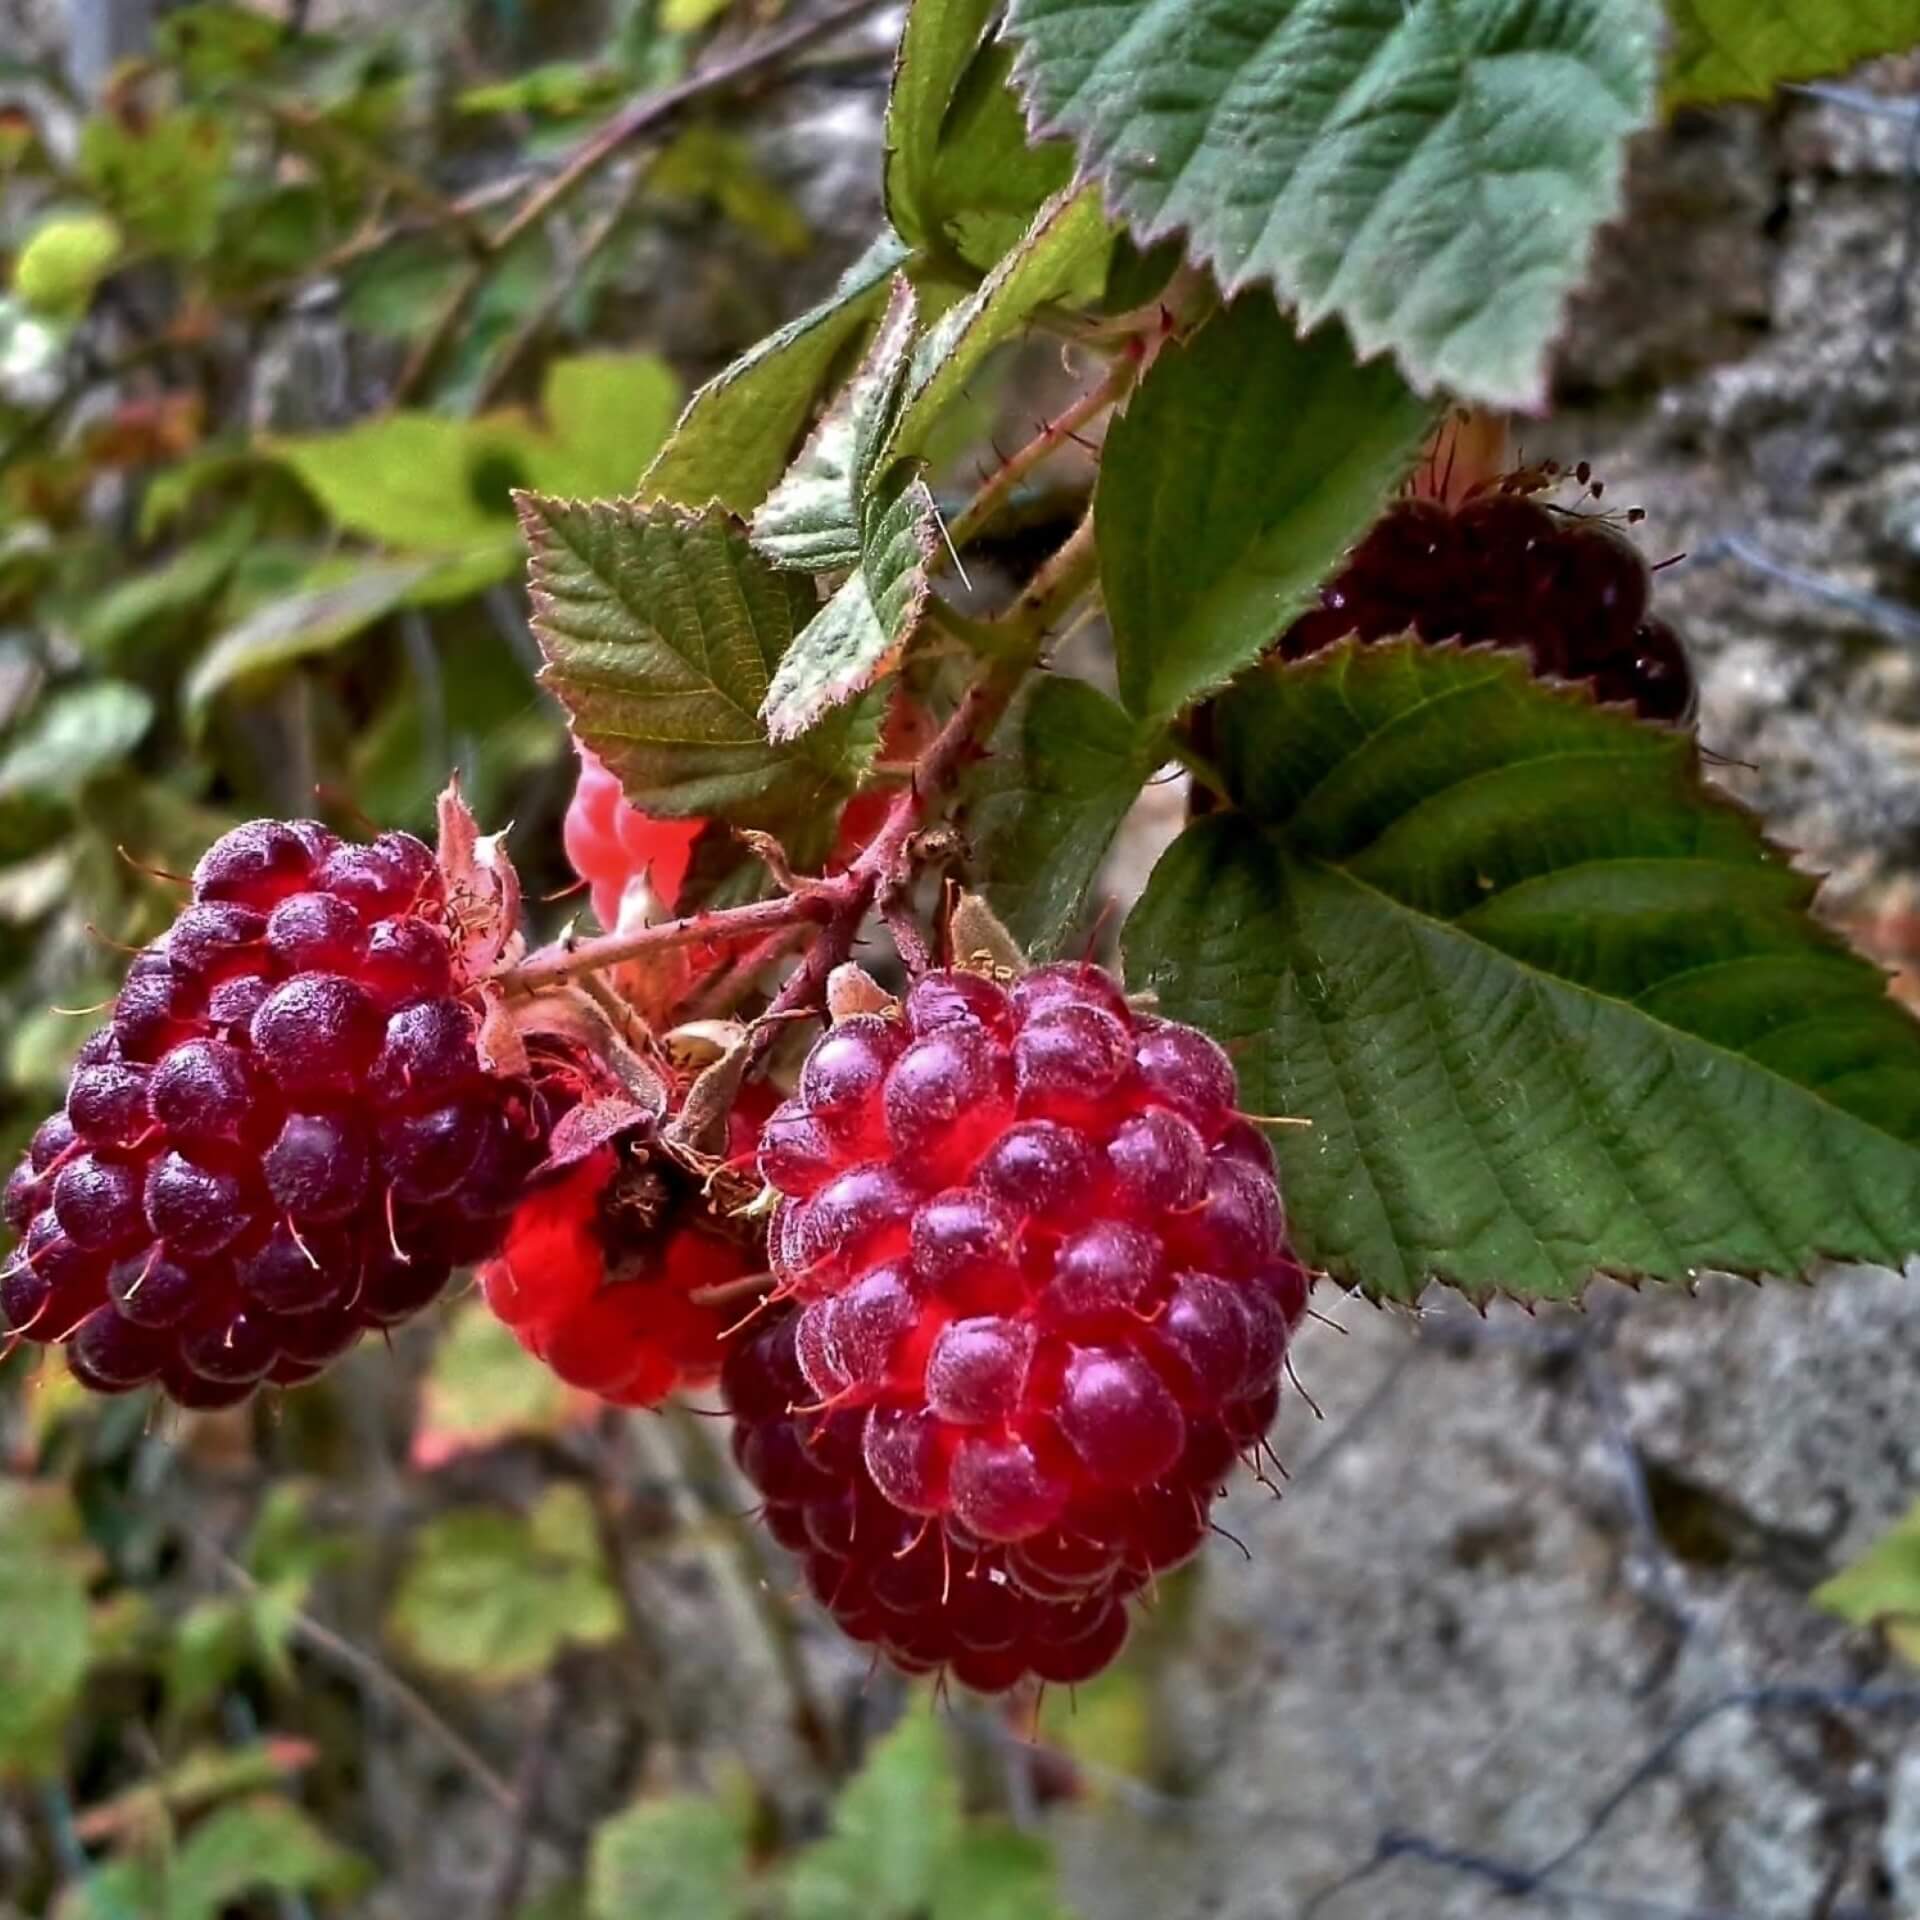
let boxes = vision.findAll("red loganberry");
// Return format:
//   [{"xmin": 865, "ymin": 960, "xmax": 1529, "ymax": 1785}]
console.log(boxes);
[
  {"xmin": 562, "ymin": 745, "xmax": 704, "ymax": 931},
  {"xmin": 1275, "ymin": 481, "xmax": 1695, "ymax": 725},
  {"xmin": 0, "ymin": 819, "xmax": 547, "ymax": 1406},
  {"xmin": 564, "ymin": 693, "xmax": 930, "ymax": 934},
  {"xmin": 746, "ymin": 962, "xmax": 1309, "ymax": 1689},
  {"xmin": 477, "ymin": 1085, "xmax": 766, "ymax": 1410}
]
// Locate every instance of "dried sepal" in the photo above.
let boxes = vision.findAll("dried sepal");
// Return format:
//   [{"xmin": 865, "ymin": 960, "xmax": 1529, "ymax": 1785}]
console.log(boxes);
[{"xmin": 436, "ymin": 780, "xmax": 524, "ymax": 983}]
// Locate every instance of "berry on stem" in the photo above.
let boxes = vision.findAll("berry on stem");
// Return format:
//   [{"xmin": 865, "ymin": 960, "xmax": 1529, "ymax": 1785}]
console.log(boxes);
[
  {"xmin": 1277, "ymin": 478, "xmax": 1696, "ymax": 725},
  {"xmin": 741, "ymin": 960, "xmax": 1310, "ymax": 1690},
  {"xmin": 1, "ymin": 818, "xmax": 546, "ymax": 1406}
]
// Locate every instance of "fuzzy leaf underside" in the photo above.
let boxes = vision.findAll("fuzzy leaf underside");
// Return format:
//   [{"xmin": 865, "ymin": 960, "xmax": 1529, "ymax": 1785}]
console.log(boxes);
[
  {"xmin": 1124, "ymin": 640, "xmax": 1920, "ymax": 1303},
  {"xmin": 755, "ymin": 282, "xmax": 939, "ymax": 740},
  {"xmin": 522, "ymin": 496, "xmax": 874, "ymax": 827},
  {"xmin": 760, "ymin": 472, "xmax": 937, "ymax": 741},
  {"xmin": 965, "ymin": 674, "xmax": 1166, "ymax": 956},
  {"xmin": 641, "ymin": 228, "xmax": 909, "ymax": 514},
  {"xmin": 753, "ymin": 278, "xmax": 919, "ymax": 573},
  {"xmin": 1004, "ymin": 0, "xmax": 1662, "ymax": 409},
  {"xmin": 1664, "ymin": 0, "xmax": 1920, "ymax": 105},
  {"xmin": 1098, "ymin": 295, "xmax": 1435, "ymax": 723}
]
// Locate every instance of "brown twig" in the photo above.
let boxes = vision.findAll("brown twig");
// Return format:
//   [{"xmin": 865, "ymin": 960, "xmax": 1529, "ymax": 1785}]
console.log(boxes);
[
  {"xmin": 502, "ymin": 885, "xmax": 837, "ymax": 993},
  {"xmin": 205, "ymin": 1543, "xmax": 516, "ymax": 1811},
  {"xmin": 947, "ymin": 357, "xmax": 1138, "ymax": 550},
  {"xmin": 490, "ymin": 0, "xmax": 891, "ymax": 259},
  {"xmin": 479, "ymin": 1674, "xmax": 565, "ymax": 1920},
  {"xmin": 393, "ymin": 0, "xmax": 892, "ymax": 402},
  {"xmin": 502, "ymin": 508, "xmax": 1096, "ymax": 1020}
]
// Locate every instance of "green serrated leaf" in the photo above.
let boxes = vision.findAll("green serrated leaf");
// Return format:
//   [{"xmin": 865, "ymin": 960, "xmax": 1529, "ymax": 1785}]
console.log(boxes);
[
  {"xmin": 885, "ymin": 185, "xmax": 1109, "ymax": 468},
  {"xmin": 761, "ymin": 473, "xmax": 938, "ymax": 742},
  {"xmin": 387, "ymin": 1486, "xmax": 622, "ymax": 1685},
  {"xmin": 1005, "ymin": 0, "xmax": 1662, "ymax": 409},
  {"xmin": 888, "ymin": 0, "xmax": 1070, "ymax": 269},
  {"xmin": 930, "ymin": 36, "xmax": 1079, "ymax": 271},
  {"xmin": 888, "ymin": 0, "xmax": 998, "ymax": 250},
  {"xmin": 785, "ymin": 1711, "xmax": 962, "ymax": 1920},
  {"xmin": 1666, "ymin": 1, "xmax": 1920, "ymax": 105},
  {"xmin": 0, "ymin": 1481, "xmax": 99, "ymax": 1774},
  {"xmin": 644, "ymin": 229, "xmax": 911, "ymax": 514},
  {"xmin": 523, "ymin": 496, "xmax": 876, "ymax": 834},
  {"xmin": 1124, "ymin": 639, "xmax": 1920, "ymax": 1303},
  {"xmin": 587, "ymin": 1795, "xmax": 752, "ymax": 1920},
  {"xmin": 754, "ymin": 282, "xmax": 939, "ymax": 740},
  {"xmin": 965, "ymin": 674, "xmax": 1164, "ymax": 956},
  {"xmin": 1099, "ymin": 297, "xmax": 1434, "ymax": 723}
]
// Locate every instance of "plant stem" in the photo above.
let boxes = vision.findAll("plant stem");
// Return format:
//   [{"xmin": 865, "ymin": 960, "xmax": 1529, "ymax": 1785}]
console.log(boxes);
[
  {"xmin": 502, "ymin": 887, "xmax": 836, "ymax": 993},
  {"xmin": 996, "ymin": 510, "xmax": 1102, "ymax": 647},
  {"xmin": 503, "ymin": 509, "xmax": 1097, "ymax": 1018},
  {"xmin": 947, "ymin": 359, "xmax": 1136, "ymax": 550}
]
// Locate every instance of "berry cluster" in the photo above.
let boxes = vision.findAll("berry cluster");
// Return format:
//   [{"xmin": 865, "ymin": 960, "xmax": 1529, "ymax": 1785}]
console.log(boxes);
[
  {"xmin": 1, "ymin": 820, "xmax": 544, "ymax": 1407},
  {"xmin": 1278, "ymin": 488, "xmax": 1696, "ymax": 724},
  {"xmin": 740, "ymin": 964, "xmax": 1307, "ymax": 1689},
  {"xmin": 563, "ymin": 746, "xmax": 704, "ymax": 930},
  {"xmin": 480, "ymin": 1094, "xmax": 764, "ymax": 1409}
]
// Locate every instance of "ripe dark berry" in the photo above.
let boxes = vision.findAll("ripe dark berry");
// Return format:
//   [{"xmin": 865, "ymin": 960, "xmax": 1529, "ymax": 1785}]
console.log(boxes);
[
  {"xmin": 749, "ymin": 965, "xmax": 1310, "ymax": 1688},
  {"xmin": 1, "ymin": 818, "xmax": 545, "ymax": 1406},
  {"xmin": 1276, "ymin": 483, "xmax": 1694, "ymax": 725}
]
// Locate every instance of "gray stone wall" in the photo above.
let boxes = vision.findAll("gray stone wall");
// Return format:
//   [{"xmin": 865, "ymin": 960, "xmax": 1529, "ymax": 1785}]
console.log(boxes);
[{"xmin": 1060, "ymin": 72, "xmax": 1920, "ymax": 1920}]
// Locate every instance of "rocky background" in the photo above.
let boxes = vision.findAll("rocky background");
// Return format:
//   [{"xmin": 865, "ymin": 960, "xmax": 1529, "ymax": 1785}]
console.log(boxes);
[{"xmin": 1081, "ymin": 73, "xmax": 1920, "ymax": 1918}]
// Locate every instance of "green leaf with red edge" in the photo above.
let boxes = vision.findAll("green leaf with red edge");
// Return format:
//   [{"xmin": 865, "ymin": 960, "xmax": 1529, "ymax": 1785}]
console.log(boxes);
[
  {"xmin": 760, "ymin": 473, "xmax": 939, "ymax": 743},
  {"xmin": 1124, "ymin": 638, "xmax": 1920, "ymax": 1304},
  {"xmin": 754, "ymin": 280, "xmax": 939, "ymax": 742},
  {"xmin": 643, "ymin": 229, "xmax": 911, "ymax": 515},
  {"xmin": 1665, "ymin": 1, "xmax": 1920, "ymax": 106},
  {"xmin": 1003, "ymin": 0, "xmax": 1662, "ymax": 410},
  {"xmin": 753, "ymin": 277, "xmax": 919, "ymax": 575},
  {"xmin": 1098, "ymin": 295, "xmax": 1435, "ymax": 725},
  {"xmin": 521, "ymin": 495, "xmax": 878, "ymax": 841}
]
